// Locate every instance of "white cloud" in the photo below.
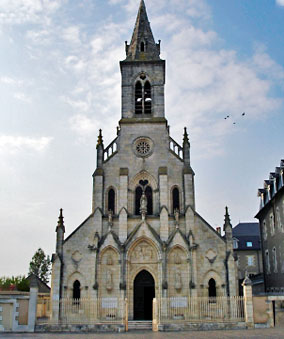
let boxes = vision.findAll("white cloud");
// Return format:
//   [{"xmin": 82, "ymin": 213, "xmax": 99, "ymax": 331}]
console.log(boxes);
[
  {"xmin": 0, "ymin": 136, "xmax": 53, "ymax": 154},
  {"xmin": 69, "ymin": 114, "xmax": 98, "ymax": 137},
  {"xmin": 14, "ymin": 92, "xmax": 32, "ymax": 104},
  {"xmin": 0, "ymin": 0, "xmax": 64, "ymax": 25},
  {"xmin": 0, "ymin": 76, "xmax": 23, "ymax": 86},
  {"xmin": 62, "ymin": 26, "xmax": 81, "ymax": 45},
  {"xmin": 276, "ymin": 0, "xmax": 284, "ymax": 7}
]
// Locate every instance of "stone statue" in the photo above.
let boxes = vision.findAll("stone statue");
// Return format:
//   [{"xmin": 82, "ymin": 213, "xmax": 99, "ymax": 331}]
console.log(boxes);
[
  {"xmin": 174, "ymin": 208, "xmax": 179, "ymax": 227},
  {"xmin": 175, "ymin": 269, "xmax": 182, "ymax": 292},
  {"xmin": 140, "ymin": 191, "xmax": 147, "ymax": 220},
  {"xmin": 106, "ymin": 270, "xmax": 113, "ymax": 291}
]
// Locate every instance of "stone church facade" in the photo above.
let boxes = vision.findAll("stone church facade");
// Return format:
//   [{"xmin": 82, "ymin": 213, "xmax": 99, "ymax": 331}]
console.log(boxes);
[{"xmin": 50, "ymin": 0, "xmax": 238, "ymax": 322}]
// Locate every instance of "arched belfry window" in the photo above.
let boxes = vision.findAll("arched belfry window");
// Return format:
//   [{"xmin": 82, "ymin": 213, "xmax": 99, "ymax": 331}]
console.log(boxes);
[
  {"xmin": 145, "ymin": 186, "xmax": 153, "ymax": 215},
  {"xmin": 135, "ymin": 81, "xmax": 143, "ymax": 114},
  {"xmin": 108, "ymin": 188, "xmax": 115, "ymax": 214},
  {"xmin": 172, "ymin": 187, "xmax": 180, "ymax": 213},
  {"xmin": 144, "ymin": 81, "xmax": 152, "ymax": 114},
  {"xmin": 208, "ymin": 278, "xmax": 216, "ymax": 298},
  {"xmin": 73, "ymin": 280, "xmax": 81, "ymax": 300},
  {"xmin": 135, "ymin": 184, "xmax": 153, "ymax": 215},
  {"xmin": 140, "ymin": 41, "xmax": 145, "ymax": 52},
  {"xmin": 135, "ymin": 79, "xmax": 152, "ymax": 115}
]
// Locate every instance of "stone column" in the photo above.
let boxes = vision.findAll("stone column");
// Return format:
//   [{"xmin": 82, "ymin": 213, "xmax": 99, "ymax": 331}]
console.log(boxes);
[
  {"xmin": 159, "ymin": 167, "xmax": 169, "ymax": 241},
  {"xmin": 28, "ymin": 276, "xmax": 38, "ymax": 332},
  {"xmin": 92, "ymin": 169, "xmax": 104, "ymax": 212},
  {"xmin": 50, "ymin": 257, "xmax": 61, "ymax": 322},
  {"xmin": 119, "ymin": 168, "xmax": 128, "ymax": 242},
  {"xmin": 183, "ymin": 168, "xmax": 195, "ymax": 210},
  {"xmin": 152, "ymin": 298, "xmax": 158, "ymax": 332},
  {"xmin": 242, "ymin": 276, "xmax": 254, "ymax": 329}
]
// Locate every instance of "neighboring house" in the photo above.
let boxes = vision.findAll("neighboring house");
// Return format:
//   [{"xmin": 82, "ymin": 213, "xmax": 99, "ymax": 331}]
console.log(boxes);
[
  {"xmin": 50, "ymin": 0, "xmax": 239, "ymax": 324},
  {"xmin": 232, "ymin": 222, "xmax": 263, "ymax": 295},
  {"xmin": 255, "ymin": 159, "xmax": 284, "ymax": 294}
]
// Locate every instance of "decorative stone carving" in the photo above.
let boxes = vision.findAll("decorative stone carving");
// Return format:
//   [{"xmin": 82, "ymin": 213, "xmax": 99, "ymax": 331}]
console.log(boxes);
[
  {"xmin": 108, "ymin": 210, "xmax": 113, "ymax": 231},
  {"xmin": 140, "ymin": 191, "xmax": 147, "ymax": 220},
  {"xmin": 205, "ymin": 249, "xmax": 217, "ymax": 264},
  {"xmin": 174, "ymin": 209, "xmax": 179, "ymax": 228},
  {"xmin": 174, "ymin": 252, "xmax": 182, "ymax": 265},
  {"xmin": 71, "ymin": 251, "xmax": 82, "ymax": 269},
  {"xmin": 130, "ymin": 241, "xmax": 156, "ymax": 263},
  {"xmin": 106, "ymin": 270, "xmax": 113, "ymax": 291},
  {"xmin": 175, "ymin": 268, "xmax": 182, "ymax": 292},
  {"xmin": 106, "ymin": 254, "xmax": 113, "ymax": 265}
]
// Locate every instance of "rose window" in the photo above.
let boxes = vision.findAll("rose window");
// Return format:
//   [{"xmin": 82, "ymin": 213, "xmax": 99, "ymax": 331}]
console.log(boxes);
[{"xmin": 136, "ymin": 141, "xmax": 150, "ymax": 155}]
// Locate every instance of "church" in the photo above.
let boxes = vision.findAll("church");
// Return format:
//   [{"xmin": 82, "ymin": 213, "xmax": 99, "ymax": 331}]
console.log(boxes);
[{"xmin": 50, "ymin": 0, "xmax": 238, "ymax": 323}]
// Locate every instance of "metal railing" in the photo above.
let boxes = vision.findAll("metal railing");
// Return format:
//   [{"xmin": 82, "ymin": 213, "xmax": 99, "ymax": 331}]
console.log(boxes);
[
  {"xmin": 159, "ymin": 296, "xmax": 244, "ymax": 323},
  {"xmin": 37, "ymin": 297, "xmax": 125, "ymax": 325}
]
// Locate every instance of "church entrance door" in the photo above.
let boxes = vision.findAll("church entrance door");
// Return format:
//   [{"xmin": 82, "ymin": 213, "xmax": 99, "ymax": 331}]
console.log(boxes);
[{"xmin": 133, "ymin": 270, "xmax": 155, "ymax": 320}]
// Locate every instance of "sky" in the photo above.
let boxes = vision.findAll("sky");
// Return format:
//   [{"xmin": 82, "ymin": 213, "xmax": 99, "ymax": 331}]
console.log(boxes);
[{"xmin": 0, "ymin": 0, "xmax": 283, "ymax": 278}]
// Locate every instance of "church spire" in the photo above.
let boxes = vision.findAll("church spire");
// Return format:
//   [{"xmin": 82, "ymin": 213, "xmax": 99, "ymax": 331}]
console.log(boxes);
[{"xmin": 125, "ymin": 0, "xmax": 161, "ymax": 61}]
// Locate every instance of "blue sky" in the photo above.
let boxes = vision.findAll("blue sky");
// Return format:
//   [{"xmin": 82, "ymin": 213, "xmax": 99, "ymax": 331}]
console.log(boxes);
[{"xmin": 0, "ymin": 0, "xmax": 283, "ymax": 277}]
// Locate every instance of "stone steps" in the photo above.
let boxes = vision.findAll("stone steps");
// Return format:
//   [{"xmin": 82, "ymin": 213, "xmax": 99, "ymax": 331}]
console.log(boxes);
[{"xmin": 128, "ymin": 320, "xmax": 152, "ymax": 330}]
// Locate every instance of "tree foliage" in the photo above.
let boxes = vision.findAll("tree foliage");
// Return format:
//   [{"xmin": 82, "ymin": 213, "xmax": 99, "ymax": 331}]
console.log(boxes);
[
  {"xmin": 0, "ymin": 276, "xmax": 30, "ymax": 291},
  {"xmin": 29, "ymin": 248, "xmax": 51, "ymax": 284}
]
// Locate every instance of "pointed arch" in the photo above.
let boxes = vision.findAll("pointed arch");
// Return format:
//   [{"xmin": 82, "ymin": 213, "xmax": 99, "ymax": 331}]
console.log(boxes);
[
  {"xmin": 73, "ymin": 280, "xmax": 81, "ymax": 300},
  {"xmin": 171, "ymin": 186, "xmax": 180, "ymax": 213},
  {"xmin": 108, "ymin": 188, "xmax": 115, "ymax": 214},
  {"xmin": 140, "ymin": 41, "xmax": 145, "ymax": 52},
  {"xmin": 208, "ymin": 278, "xmax": 216, "ymax": 298}
]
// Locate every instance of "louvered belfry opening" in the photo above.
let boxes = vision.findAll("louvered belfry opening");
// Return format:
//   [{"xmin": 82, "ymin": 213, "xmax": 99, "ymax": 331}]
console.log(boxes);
[{"xmin": 144, "ymin": 81, "xmax": 152, "ymax": 114}]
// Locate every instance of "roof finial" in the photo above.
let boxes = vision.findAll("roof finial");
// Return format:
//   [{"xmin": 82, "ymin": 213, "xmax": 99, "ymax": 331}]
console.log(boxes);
[
  {"xmin": 56, "ymin": 208, "xmax": 65, "ymax": 232},
  {"xmin": 223, "ymin": 206, "xmax": 232, "ymax": 232},
  {"xmin": 96, "ymin": 129, "xmax": 103, "ymax": 148},
  {"xmin": 183, "ymin": 127, "xmax": 189, "ymax": 144}
]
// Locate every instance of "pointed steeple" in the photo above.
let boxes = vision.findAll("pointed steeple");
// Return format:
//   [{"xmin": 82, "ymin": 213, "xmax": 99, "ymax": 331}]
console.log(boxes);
[
  {"xmin": 223, "ymin": 206, "xmax": 233, "ymax": 242},
  {"xmin": 55, "ymin": 208, "xmax": 65, "ymax": 256},
  {"xmin": 125, "ymin": 0, "xmax": 161, "ymax": 61}
]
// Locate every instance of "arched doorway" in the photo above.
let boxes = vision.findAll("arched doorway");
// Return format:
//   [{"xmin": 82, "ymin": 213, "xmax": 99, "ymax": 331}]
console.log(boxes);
[{"xmin": 134, "ymin": 270, "xmax": 155, "ymax": 320}]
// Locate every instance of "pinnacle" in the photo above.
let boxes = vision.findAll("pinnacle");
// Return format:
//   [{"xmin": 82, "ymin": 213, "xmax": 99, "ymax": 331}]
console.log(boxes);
[{"xmin": 125, "ymin": 0, "xmax": 161, "ymax": 61}]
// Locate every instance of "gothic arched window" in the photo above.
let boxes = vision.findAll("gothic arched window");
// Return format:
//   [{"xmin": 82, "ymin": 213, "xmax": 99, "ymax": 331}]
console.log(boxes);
[
  {"xmin": 135, "ymin": 81, "xmax": 143, "ymax": 114},
  {"xmin": 140, "ymin": 41, "xmax": 145, "ymax": 52},
  {"xmin": 73, "ymin": 280, "xmax": 81, "ymax": 300},
  {"xmin": 208, "ymin": 278, "xmax": 216, "ymax": 298},
  {"xmin": 172, "ymin": 187, "xmax": 180, "ymax": 213},
  {"xmin": 144, "ymin": 81, "xmax": 152, "ymax": 114},
  {"xmin": 145, "ymin": 186, "xmax": 153, "ymax": 215},
  {"xmin": 108, "ymin": 188, "xmax": 115, "ymax": 214},
  {"xmin": 135, "ymin": 186, "xmax": 143, "ymax": 215}
]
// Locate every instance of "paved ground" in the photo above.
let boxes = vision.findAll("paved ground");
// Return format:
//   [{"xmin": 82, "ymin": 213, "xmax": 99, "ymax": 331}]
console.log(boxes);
[{"xmin": 1, "ymin": 328, "xmax": 284, "ymax": 339}]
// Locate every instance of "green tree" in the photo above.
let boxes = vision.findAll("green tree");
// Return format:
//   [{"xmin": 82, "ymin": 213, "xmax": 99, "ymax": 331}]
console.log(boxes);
[{"xmin": 29, "ymin": 248, "xmax": 51, "ymax": 284}]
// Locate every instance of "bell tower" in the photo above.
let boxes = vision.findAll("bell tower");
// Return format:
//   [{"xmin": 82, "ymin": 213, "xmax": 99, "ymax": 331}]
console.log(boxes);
[{"xmin": 120, "ymin": 0, "xmax": 166, "ymax": 120}]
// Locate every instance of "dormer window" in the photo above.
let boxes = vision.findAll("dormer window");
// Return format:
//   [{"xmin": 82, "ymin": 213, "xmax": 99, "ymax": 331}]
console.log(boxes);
[{"xmin": 135, "ymin": 79, "xmax": 152, "ymax": 115}]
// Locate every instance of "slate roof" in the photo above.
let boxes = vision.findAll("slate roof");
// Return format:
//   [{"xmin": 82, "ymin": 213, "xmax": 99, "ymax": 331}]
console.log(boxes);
[
  {"xmin": 125, "ymin": 0, "xmax": 161, "ymax": 61},
  {"xmin": 233, "ymin": 222, "xmax": 261, "ymax": 250}
]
